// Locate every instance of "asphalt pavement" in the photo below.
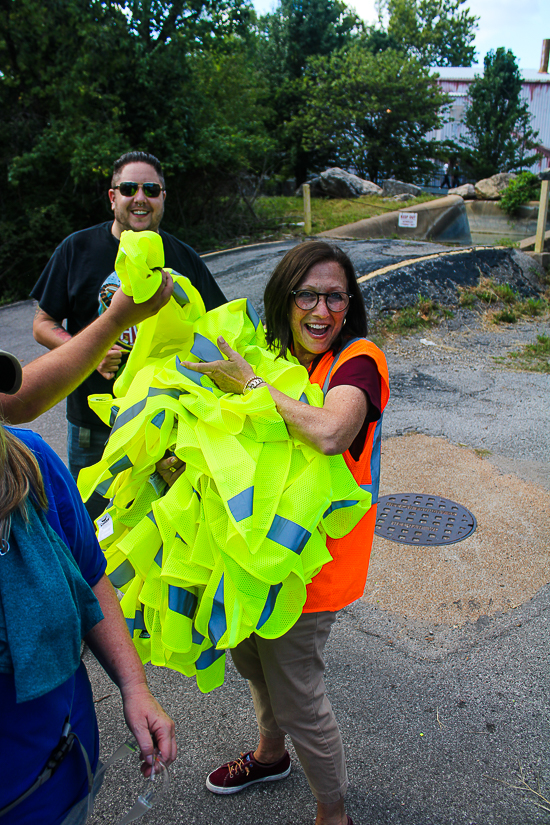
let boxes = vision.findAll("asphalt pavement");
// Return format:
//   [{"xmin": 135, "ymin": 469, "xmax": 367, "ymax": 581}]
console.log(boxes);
[{"xmin": 1, "ymin": 239, "xmax": 549, "ymax": 825}]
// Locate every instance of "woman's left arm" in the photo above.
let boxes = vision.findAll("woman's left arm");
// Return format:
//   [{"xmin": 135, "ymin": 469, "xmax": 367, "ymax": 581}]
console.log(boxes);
[
  {"xmin": 179, "ymin": 337, "xmax": 367, "ymax": 456},
  {"xmin": 85, "ymin": 574, "xmax": 177, "ymax": 770}
]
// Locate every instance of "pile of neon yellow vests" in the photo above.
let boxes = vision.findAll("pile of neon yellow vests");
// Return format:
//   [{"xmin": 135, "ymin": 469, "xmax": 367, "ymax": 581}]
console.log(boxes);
[{"xmin": 78, "ymin": 232, "xmax": 372, "ymax": 692}]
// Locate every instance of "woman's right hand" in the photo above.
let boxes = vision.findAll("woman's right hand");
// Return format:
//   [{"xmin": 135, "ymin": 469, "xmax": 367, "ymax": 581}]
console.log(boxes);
[{"xmin": 178, "ymin": 337, "xmax": 256, "ymax": 394}]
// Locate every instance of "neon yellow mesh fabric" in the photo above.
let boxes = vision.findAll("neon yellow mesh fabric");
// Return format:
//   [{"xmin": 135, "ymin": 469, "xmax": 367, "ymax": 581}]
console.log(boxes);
[
  {"xmin": 78, "ymin": 233, "xmax": 372, "ymax": 693},
  {"xmin": 115, "ymin": 230, "xmax": 165, "ymax": 302}
]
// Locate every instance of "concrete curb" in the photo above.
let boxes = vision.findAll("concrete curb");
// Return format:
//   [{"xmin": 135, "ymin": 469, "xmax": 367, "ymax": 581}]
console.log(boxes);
[{"xmin": 318, "ymin": 195, "xmax": 472, "ymax": 245}]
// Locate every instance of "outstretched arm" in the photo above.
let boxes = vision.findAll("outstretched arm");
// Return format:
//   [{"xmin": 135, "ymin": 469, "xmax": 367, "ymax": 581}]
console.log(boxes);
[
  {"xmin": 85, "ymin": 574, "xmax": 177, "ymax": 771},
  {"xmin": 1, "ymin": 272, "xmax": 173, "ymax": 424},
  {"xmin": 180, "ymin": 337, "xmax": 368, "ymax": 456}
]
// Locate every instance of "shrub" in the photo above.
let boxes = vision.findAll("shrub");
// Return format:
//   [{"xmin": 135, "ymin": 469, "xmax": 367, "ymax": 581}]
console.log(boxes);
[{"xmin": 500, "ymin": 172, "xmax": 541, "ymax": 216}]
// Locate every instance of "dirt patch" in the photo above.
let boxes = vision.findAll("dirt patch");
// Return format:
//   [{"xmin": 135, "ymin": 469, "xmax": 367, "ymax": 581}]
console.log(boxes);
[{"xmin": 363, "ymin": 433, "xmax": 550, "ymax": 628}]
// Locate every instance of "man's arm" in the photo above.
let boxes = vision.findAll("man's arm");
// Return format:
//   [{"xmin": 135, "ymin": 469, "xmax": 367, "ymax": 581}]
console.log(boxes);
[
  {"xmin": 33, "ymin": 308, "xmax": 72, "ymax": 350},
  {"xmin": 1, "ymin": 273, "xmax": 173, "ymax": 424},
  {"xmin": 33, "ymin": 306, "xmax": 124, "ymax": 380}
]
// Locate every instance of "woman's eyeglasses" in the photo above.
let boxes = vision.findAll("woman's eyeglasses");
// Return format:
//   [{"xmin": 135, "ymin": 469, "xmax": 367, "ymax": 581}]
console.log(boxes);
[
  {"xmin": 291, "ymin": 290, "xmax": 352, "ymax": 312},
  {"xmin": 113, "ymin": 182, "xmax": 165, "ymax": 198}
]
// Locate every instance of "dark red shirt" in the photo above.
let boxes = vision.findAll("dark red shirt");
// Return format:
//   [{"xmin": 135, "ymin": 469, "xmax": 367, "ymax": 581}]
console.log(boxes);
[{"xmin": 327, "ymin": 355, "xmax": 382, "ymax": 460}]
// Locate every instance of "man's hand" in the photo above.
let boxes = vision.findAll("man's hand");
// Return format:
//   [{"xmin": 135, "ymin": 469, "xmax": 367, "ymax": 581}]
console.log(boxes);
[
  {"xmin": 156, "ymin": 453, "xmax": 186, "ymax": 486},
  {"xmin": 97, "ymin": 345, "xmax": 124, "ymax": 380},
  {"xmin": 108, "ymin": 269, "xmax": 174, "ymax": 329}
]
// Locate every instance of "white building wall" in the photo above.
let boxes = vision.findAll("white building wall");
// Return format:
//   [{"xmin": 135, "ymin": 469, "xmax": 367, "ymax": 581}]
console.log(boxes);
[{"xmin": 427, "ymin": 67, "xmax": 550, "ymax": 174}]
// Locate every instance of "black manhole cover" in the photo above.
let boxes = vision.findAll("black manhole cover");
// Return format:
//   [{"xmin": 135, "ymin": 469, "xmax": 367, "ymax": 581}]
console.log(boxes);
[{"xmin": 374, "ymin": 493, "xmax": 477, "ymax": 546}]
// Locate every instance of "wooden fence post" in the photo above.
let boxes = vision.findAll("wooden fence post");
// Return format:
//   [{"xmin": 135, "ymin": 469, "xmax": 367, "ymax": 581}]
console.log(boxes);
[
  {"xmin": 303, "ymin": 184, "xmax": 312, "ymax": 235},
  {"xmin": 535, "ymin": 179, "xmax": 549, "ymax": 254}
]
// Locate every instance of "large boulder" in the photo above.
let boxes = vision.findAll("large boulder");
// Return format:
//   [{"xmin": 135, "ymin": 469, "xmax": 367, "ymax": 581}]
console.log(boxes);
[
  {"xmin": 448, "ymin": 183, "xmax": 476, "ymax": 199},
  {"xmin": 319, "ymin": 167, "xmax": 382, "ymax": 198},
  {"xmin": 475, "ymin": 173, "xmax": 516, "ymax": 200},
  {"xmin": 384, "ymin": 193, "xmax": 415, "ymax": 202},
  {"xmin": 382, "ymin": 179, "xmax": 422, "ymax": 198},
  {"xmin": 295, "ymin": 177, "xmax": 325, "ymax": 197}
]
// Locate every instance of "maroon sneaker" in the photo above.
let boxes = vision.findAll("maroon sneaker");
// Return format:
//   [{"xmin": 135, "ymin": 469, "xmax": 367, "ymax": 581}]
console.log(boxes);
[{"xmin": 206, "ymin": 750, "xmax": 291, "ymax": 795}]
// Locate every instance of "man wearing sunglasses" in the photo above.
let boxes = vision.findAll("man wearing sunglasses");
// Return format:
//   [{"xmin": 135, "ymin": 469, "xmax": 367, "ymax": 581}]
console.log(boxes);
[{"xmin": 31, "ymin": 151, "xmax": 226, "ymax": 520}]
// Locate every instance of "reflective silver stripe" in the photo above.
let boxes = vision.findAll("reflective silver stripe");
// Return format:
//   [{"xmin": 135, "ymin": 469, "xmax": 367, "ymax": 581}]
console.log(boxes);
[
  {"xmin": 175, "ymin": 356, "xmax": 213, "ymax": 392},
  {"xmin": 95, "ymin": 478, "xmax": 114, "ymax": 497},
  {"xmin": 227, "ymin": 486, "xmax": 254, "ymax": 522},
  {"xmin": 126, "ymin": 609, "xmax": 146, "ymax": 636},
  {"xmin": 323, "ymin": 499, "xmax": 359, "ymax": 518},
  {"xmin": 267, "ymin": 515, "xmax": 311, "ymax": 555},
  {"xmin": 196, "ymin": 645, "xmax": 224, "ymax": 670},
  {"xmin": 246, "ymin": 300, "xmax": 261, "ymax": 329},
  {"xmin": 109, "ymin": 455, "xmax": 133, "ymax": 475},
  {"xmin": 148, "ymin": 388, "xmax": 181, "ymax": 400},
  {"xmin": 109, "ymin": 559, "xmax": 135, "ymax": 588},
  {"xmin": 192, "ymin": 627, "xmax": 204, "ymax": 644},
  {"xmin": 172, "ymin": 281, "xmax": 189, "ymax": 306},
  {"xmin": 111, "ymin": 388, "xmax": 181, "ymax": 434},
  {"xmin": 111, "ymin": 398, "xmax": 147, "ymax": 432},
  {"xmin": 360, "ymin": 417, "xmax": 383, "ymax": 503},
  {"xmin": 151, "ymin": 410, "xmax": 166, "ymax": 428},
  {"xmin": 168, "ymin": 585, "xmax": 197, "ymax": 618},
  {"xmin": 191, "ymin": 333, "xmax": 223, "ymax": 363},
  {"xmin": 207, "ymin": 576, "xmax": 227, "ymax": 646},
  {"xmin": 321, "ymin": 338, "xmax": 363, "ymax": 396},
  {"xmin": 257, "ymin": 583, "xmax": 282, "ymax": 629}
]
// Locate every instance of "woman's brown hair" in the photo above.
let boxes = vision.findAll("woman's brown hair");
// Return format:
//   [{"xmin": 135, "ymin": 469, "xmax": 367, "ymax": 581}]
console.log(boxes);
[
  {"xmin": 264, "ymin": 241, "xmax": 368, "ymax": 358},
  {"xmin": 0, "ymin": 425, "xmax": 47, "ymax": 521}
]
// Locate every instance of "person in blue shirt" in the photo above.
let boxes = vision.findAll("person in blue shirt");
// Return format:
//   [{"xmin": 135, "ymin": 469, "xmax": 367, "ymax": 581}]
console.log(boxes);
[{"xmin": 0, "ymin": 302, "xmax": 176, "ymax": 822}]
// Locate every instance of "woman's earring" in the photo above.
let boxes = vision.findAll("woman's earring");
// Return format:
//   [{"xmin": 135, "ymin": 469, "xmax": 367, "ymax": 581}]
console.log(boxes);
[{"xmin": 343, "ymin": 317, "xmax": 347, "ymax": 325}]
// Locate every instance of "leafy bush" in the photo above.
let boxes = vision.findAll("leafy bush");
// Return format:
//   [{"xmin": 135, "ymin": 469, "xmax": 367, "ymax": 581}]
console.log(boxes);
[{"xmin": 500, "ymin": 172, "xmax": 541, "ymax": 216}]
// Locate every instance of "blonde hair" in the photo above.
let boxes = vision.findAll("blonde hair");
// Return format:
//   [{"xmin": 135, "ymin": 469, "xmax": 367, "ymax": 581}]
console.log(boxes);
[{"xmin": 0, "ymin": 425, "xmax": 48, "ymax": 520}]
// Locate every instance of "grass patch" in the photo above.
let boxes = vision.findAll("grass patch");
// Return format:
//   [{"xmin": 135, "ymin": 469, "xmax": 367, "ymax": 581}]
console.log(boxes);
[
  {"xmin": 251, "ymin": 193, "xmax": 439, "ymax": 239},
  {"xmin": 493, "ymin": 237, "xmax": 520, "ymax": 248},
  {"xmin": 501, "ymin": 334, "xmax": 550, "ymax": 373},
  {"xmin": 373, "ymin": 294, "xmax": 454, "ymax": 337},
  {"xmin": 458, "ymin": 277, "xmax": 549, "ymax": 324},
  {"xmin": 493, "ymin": 308, "xmax": 518, "ymax": 323}
]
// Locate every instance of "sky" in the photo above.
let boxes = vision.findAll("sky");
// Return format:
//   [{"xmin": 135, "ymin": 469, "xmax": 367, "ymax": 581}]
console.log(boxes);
[{"xmin": 251, "ymin": 0, "xmax": 550, "ymax": 70}]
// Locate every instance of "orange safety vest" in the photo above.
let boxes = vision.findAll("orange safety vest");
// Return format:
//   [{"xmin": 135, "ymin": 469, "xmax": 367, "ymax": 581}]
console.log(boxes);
[{"xmin": 303, "ymin": 337, "xmax": 390, "ymax": 612}]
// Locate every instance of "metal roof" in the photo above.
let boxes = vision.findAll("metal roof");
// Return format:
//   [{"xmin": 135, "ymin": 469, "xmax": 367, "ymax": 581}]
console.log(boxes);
[{"xmin": 430, "ymin": 66, "xmax": 550, "ymax": 83}]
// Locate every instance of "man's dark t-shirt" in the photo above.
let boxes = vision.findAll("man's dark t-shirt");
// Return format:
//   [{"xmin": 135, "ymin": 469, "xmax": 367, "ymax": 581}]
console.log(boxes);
[{"xmin": 31, "ymin": 222, "xmax": 227, "ymax": 429}]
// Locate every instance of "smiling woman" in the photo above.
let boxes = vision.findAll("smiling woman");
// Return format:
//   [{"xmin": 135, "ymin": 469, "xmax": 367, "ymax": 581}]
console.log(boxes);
[{"xmin": 179, "ymin": 241, "xmax": 390, "ymax": 825}]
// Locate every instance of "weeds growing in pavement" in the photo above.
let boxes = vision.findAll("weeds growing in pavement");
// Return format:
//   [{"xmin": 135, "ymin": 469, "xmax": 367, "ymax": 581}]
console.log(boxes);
[
  {"xmin": 495, "ymin": 334, "xmax": 550, "ymax": 373},
  {"xmin": 458, "ymin": 277, "xmax": 549, "ymax": 325},
  {"xmin": 373, "ymin": 294, "xmax": 454, "ymax": 338},
  {"xmin": 485, "ymin": 763, "xmax": 550, "ymax": 814}
]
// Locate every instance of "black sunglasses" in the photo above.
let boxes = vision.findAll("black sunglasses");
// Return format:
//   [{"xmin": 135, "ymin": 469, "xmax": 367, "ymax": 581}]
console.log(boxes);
[{"xmin": 113, "ymin": 181, "xmax": 165, "ymax": 198}]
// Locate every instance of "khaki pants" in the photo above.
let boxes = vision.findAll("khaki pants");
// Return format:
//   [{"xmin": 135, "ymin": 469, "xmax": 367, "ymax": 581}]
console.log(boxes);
[{"xmin": 230, "ymin": 611, "xmax": 348, "ymax": 804}]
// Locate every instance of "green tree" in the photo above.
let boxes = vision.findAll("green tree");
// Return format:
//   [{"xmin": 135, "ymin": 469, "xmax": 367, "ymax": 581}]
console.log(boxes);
[
  {"xmin": 458, "ymin": 48, "xmax": 541, "ymax": 179},
  {"xmin": 387, "ymin": 0, "xmax": 478, "ymax": 66},
  {"xmin": 255, "ymin": 0, "xmax": 361, "ymax": 183},
  {"xmin": 295, "ymin": 46, "xmax": 449, "ymax": 183},
  {"xmin": 0, "ymin": 0, "xmax": 270, "ymax": 301}
]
